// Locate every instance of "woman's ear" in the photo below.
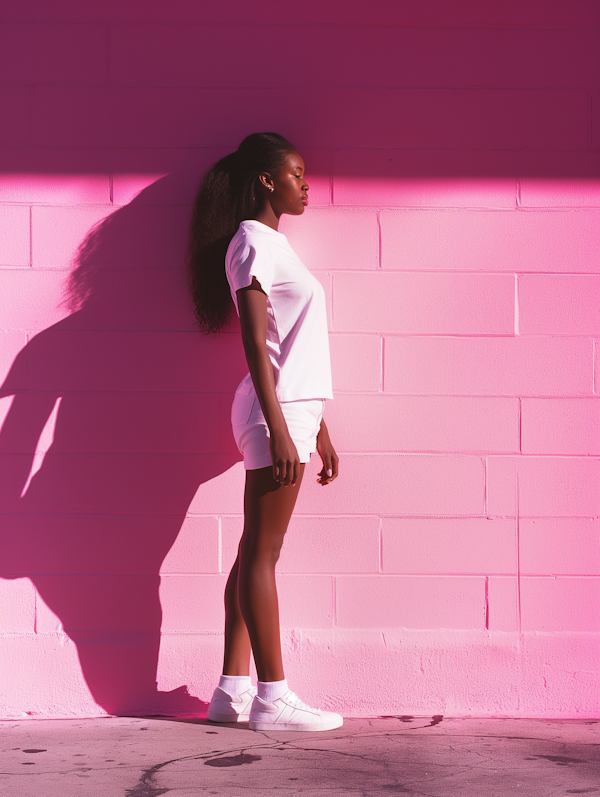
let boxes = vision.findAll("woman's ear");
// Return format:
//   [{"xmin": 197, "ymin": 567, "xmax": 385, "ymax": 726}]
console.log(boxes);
[{"xmin": 258, "ymin": 172, "xmax": 274, "ymax": 192}]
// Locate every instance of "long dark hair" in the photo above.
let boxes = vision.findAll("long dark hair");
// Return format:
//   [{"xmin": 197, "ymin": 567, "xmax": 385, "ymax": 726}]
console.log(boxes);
[{"xmin": 188, "ymin": 132, "xmax": 297, "ymax": 333}]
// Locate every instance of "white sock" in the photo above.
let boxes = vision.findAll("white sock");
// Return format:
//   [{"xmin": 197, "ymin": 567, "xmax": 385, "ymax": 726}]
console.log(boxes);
[
  {"xmin": 257, "ymin": 678, "xmax": 288, "ymax": 703},
  {"xmin": 218, "ymin": 675, "xmax": 252, "ymax": 696}
]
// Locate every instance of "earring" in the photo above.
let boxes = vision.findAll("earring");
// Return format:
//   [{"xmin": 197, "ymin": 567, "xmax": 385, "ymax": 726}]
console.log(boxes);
[{"xmin": 268, "ymin": 186, "xmax": 274, "ymax": 192}]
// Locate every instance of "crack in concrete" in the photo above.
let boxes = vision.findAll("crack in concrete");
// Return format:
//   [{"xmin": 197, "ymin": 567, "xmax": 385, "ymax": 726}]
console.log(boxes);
[
  {"xmin": 124, "ymin": 738, "xmax": 311, "ymax": 796},
  {"xmin": 377, "ymin": 715, "xmax": 443, "ymax": 731},
  {"xmin": 123, "ymin": 731, "xmax": 417, "ymax": 797}
]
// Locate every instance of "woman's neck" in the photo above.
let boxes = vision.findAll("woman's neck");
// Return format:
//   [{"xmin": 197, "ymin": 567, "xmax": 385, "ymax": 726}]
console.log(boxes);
[{"xmin": 253, "ymin": 203, "xmax": 280, "ymax": 231}]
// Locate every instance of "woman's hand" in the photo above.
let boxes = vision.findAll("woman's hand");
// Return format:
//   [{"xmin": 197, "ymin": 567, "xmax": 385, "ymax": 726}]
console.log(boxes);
[
  {"xmin": 316, "ymin": 419, "xmax": 339, "ymax": 486},
  {"xmin": 270, "ymin": 430, "xmax": 301, "ymax": 487}
]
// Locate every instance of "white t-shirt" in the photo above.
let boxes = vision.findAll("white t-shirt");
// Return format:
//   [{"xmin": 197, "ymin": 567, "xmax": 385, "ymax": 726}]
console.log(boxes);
[{"xmin": 225, "ymin": 219, "xmax": 333, "ymax": 402}]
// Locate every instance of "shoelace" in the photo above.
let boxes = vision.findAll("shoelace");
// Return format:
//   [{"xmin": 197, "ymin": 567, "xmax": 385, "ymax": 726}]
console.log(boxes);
[{"xmin": 285, "ymin": 691, "xmax": 319, "ymax": 713}]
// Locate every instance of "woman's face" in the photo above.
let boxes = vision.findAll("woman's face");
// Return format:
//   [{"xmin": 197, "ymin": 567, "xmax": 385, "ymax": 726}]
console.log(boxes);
[{"xmin": 265, "ymin": 151, "xmax": 309, "ymax": 216}]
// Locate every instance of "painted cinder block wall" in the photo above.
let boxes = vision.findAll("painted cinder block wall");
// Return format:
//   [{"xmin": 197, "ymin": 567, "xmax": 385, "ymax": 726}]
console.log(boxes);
[{"xmin": 1, "ymin": 0, "xmax": 599, "ymax": 718}]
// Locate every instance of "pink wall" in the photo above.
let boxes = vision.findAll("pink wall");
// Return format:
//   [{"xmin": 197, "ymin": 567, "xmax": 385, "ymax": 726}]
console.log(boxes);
[{"xmin": 1, "ymin": 0, "xmax": 599, "ymax": 718}]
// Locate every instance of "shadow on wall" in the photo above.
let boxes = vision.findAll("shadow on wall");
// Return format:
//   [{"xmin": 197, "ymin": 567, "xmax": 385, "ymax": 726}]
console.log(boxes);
[{"xmin": 0, "ymin": 175, "xmax": 247, "ymax": 716}]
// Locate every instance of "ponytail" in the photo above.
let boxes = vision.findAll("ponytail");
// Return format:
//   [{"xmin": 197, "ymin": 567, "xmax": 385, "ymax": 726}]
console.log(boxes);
[{"xmin": 188, "ymin": 132, "xmax": 296, "ymax": 333}]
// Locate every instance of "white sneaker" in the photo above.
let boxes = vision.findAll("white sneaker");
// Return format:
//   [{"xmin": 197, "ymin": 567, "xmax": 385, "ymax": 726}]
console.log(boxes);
[
  {"xmin": 248, "ymin": 690, "xmax": 343, "ymax": 732},
  {"xmin": 207, "ymin": 686, "xmax": 257, "ymax": 723}
]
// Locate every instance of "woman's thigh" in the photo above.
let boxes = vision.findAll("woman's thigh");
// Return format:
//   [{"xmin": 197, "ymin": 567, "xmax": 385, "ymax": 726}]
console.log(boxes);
[{"xmin": 241, "ymin": 464, "xmax": 305, "ymax": 559}]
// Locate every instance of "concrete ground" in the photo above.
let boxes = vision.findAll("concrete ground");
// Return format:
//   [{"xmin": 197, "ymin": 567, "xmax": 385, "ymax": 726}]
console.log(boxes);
[{"xmin": 1, "ymin": 715, "xmax": 599, "ymax": 796}]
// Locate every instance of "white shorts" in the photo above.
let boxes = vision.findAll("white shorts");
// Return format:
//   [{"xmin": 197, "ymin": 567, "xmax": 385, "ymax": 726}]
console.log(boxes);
[{"xmin": 231, "ymin": 393, "xmax": 325, "ymax": 471}]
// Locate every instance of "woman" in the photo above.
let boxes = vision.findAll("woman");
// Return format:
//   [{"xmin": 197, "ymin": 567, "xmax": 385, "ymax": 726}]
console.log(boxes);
[{"xmin": 188, "ymin": 132, "xmax": 342, "ymax": 732}]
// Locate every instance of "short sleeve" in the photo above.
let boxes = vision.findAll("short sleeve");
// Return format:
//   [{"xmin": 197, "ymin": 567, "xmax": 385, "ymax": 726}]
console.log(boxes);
[{"xmin": 227, "ymin": 236, "xmax": 274, "ymax": 298}]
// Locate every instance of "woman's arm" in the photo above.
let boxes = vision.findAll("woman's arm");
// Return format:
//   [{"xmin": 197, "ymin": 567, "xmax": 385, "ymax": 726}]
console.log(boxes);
[
  {"xmin": 237, "ymin": 278, "xmax": 300, "ymax": 487},
  {"xmin": 0, "ymin": 392, "xmax": 60, "ymax": 506}
]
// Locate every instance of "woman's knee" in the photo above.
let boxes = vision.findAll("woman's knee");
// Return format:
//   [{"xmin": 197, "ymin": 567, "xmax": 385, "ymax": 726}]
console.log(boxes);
[{"xmin": 239, "ymin": 528, "xmax": 285, "ymax": 568}]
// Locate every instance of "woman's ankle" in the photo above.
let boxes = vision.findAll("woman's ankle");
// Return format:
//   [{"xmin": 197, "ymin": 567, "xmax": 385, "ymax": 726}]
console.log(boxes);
[
  {"xmin": 257, "ymin": 678, "xmax": 288, "ymax": 702},
  {"xmin": 218, "ymin": 674, "xmax": 252, "ymax": 695}
]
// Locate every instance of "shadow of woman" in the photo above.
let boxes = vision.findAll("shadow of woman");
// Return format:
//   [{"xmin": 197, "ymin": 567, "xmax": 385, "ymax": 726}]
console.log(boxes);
[{"xmin": 0, "ymin": 174, "xmax": 247, "ymax": 716}]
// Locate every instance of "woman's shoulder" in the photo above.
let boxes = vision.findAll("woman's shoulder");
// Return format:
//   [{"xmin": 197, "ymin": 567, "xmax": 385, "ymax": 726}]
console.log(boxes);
[
  {"xmin": 226, "ymin": 221, "xmax": 275, "ymax": 271},
  {"xmin": 231, "ymin": 221, "xmax": 284, "ymax": 257}
]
